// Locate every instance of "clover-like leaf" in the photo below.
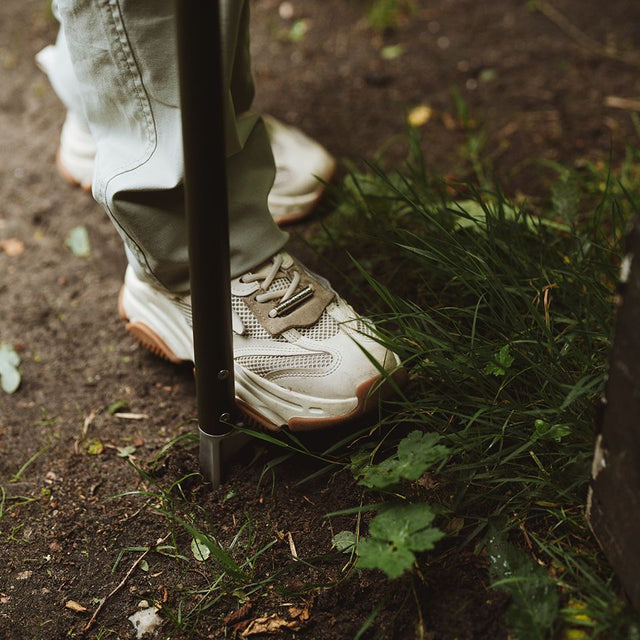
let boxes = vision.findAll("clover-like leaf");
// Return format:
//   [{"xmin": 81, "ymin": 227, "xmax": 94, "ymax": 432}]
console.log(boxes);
[{"xmin": 331, "ymin": 530, "xmax": 357, "ymax": 554}]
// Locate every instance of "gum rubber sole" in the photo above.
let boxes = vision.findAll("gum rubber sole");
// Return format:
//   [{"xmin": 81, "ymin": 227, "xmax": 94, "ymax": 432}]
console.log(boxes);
[
  {"xmin": 237, "ymin": 366, "xmax": 407, "ymax": 433},
  {"xmin": 118, "ymin": 287, "xmax": 183, "ymax": 364},
  {"xmin": 118, "ymin": 286, "xmax": 406, "ymax": 432}
]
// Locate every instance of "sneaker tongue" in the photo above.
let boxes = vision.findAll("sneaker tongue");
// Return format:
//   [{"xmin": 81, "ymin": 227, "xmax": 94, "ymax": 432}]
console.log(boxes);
[{"xmin": 245, "ymin": 256, "xmax": 335, "ymax": 336}]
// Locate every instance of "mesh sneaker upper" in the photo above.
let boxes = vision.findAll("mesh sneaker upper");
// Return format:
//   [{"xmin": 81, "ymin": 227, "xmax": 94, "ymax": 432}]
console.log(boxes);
[{"xmin": 231, "ymin": 257, "xmax": 345, "ymax": 379}]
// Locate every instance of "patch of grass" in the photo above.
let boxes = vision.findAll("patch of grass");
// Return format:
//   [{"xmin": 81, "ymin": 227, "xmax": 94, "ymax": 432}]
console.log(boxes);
[
  {"xmin": 113, "ymin": 435, "xmax": 348, "ymax": 636},
  {"xmin": 308, "ymin": 130, "xmax": 640, "ymax": 636}
]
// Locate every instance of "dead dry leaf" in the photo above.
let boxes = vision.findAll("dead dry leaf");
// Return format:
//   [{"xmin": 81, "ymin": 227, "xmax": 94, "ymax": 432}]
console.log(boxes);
[
  {"xmin": 241, "ymin": 605, "xmax": 310, "ymax": 637},
  {"xmin": 288, "ymin": 605, "xmax": 310, "ymax": 622},
  {"xmin": 604, "ymin": 95, "xmax": 640, "ymax": 111},
  {"xmin": 0, "ymin": 238, "xmax": 25, "ymax": 256},
  {"xmin": 222, "ymin": 601, "xmax": 254, "ymax": 626},
  {"xmin": 241, "ymin": 615, "xmax": 297, "ymax": 636},
  {"xmin": 65, "ymin": 600, "xmax": 88, "ymax": 613},
  {"xmin": 407, "ymin": 104, "xmax": 433, "ymax": 127},
  {"xmin": 287, "ymin": 531, "xmax": 298, "ymax": 559}
]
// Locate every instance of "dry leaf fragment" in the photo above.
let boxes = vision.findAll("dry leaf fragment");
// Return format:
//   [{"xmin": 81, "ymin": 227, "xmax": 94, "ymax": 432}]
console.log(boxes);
[
  {"xmin": 65, "ymin": 600, "xmax": 88, "ymax": 613},
  {"xmin": 441, "ymin": 111, "xmax": 458, "ymax": 131},
  {"xmin": 407, "ymin": 105, "xmax": 433, "ymax": 127},
  {"xmin": 241, "ymin": 614, "xmax": 300, "ymax": 636},
  {"xmin": 241, "ymin": 605, "xmax": 310, "ymax": 636},
  {"xmin": 288, "ymin": 605, "xmax": 310, "ymax": 622},
  {"xmin": 287, "ymin": 531, "xmax": 298, "ymax": 559},
  {"xmin": 65, "ymin": 225, "xmax": 91, "ymax": 258},
  {"xmin": 222, "ymin": 602, "xmax": 254, "ymax": 626},
  {"xmin": 279, "ymin": 1, "xmax": 294, "ymax": 19},
  {"xmin": 128, "ymin": 606, "xmax": 162, "ymax": 638},
  {"xmin": 604, "ymin": 95, "xmax": 640, "ymax": 111},
  {"xmin": 113, "ymin": 412, "xmax": 149, "ymax": 421},
  {"xmin": 0, "ymin": 238, "xmax": 25, "ymax": 256}
]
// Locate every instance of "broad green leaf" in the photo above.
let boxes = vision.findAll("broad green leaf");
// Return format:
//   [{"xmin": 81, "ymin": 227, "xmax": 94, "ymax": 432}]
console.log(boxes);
[
  {"xmin": 357, "ymin": 503, "xmax": 444, "ymax": 579},
  {"xmin": 65, "ymin": 226, "xmax": 91, "ymax": 258},
  {"xmin": 358, "ymin": 431, "xmax": 449, "ymax": 489},
  {"xmin": 368, "ymin": 503, "xmax": 443, "ymax": 552},
  {"xmin": 86, "ymin": 438, "xmax": 104, "ymax": 455},
  {"xmin": 484, "ymin": 344, "xmax": 514, "ymax": 377},
  {"xmin": 357, "ymin": 537, "xmax": 415, "ymax": 579},
  {"xmin": 191, "ymin": 536, "xmax": 211, "ymax": 562},
  {"xmin": 332, "ymin": 530, "xmax": 357, "ymax": 554},
  {"xmin": 534, "ymin": 419, "xmax": 572, "ymax": 442},
  {"xmin": 551, "ymin": 173, "xmax": 579, "ymax": 222},
  {"xmin": 288, "ymin": 19, "xmax": 308, "ymax": 42},
  {"xmin": 117, "ymin": 445, "xmax": 137, "ymax": 458},
  {"xmin": 381, "ymin": 44, "xmax": 405, "ymax": 60},
  {"xmin": 0, "ymin": 343, "xmax": 21, "ymax": 393}
]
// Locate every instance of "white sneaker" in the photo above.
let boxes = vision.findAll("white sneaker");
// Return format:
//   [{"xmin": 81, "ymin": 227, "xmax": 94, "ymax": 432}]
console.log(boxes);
[
  {"xmin": 262, "ymin": 115, "xmax": 336, "ymax": 225},
  {"xmin": 118, "ymin": 253, "xmax": 404, "ymax": 431},
  {"xmin": 54, "ymin": 112, "xmax": 335, "ymax": 225},
  {"xmin": 56, "ymin": 112, "xmax": 96, "ymax": 192}
]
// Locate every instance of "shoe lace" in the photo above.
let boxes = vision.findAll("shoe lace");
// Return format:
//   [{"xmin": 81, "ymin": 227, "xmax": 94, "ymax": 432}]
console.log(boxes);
[{"xmin": 240, "ymin": 254, "xmax": 314, "ymax": 318}]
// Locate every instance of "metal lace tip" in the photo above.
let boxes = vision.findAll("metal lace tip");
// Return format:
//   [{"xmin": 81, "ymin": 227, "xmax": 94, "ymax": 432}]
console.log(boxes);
[{"xmin": 268, "ymin": 285, "xmax": 314, "ymax": 318}]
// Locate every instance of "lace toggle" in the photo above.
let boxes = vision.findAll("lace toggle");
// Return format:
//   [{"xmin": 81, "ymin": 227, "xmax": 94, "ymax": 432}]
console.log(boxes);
[
  {"xmin": 239, "ymin": 253, "xmax": 335, "ymax": 336},
  {"xmin": 241, "ymin": 254, "xmax": 314, "ymax": 319}
]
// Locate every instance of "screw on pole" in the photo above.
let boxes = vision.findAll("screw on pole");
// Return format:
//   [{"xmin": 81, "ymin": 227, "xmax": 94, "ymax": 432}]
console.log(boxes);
[{"xmin": 175, "ymin": 0, "xmax": 249, "ymax": 487}]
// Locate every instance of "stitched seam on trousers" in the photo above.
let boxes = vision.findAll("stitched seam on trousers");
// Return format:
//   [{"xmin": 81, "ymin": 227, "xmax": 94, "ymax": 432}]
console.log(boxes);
[{"xmin": 97, "ymin": 0, "xmax": 160, "ymax": 281}]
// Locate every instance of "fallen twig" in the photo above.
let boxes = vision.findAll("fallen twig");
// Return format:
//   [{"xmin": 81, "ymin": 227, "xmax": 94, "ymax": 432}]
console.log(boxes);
[
  {"xmin": 604, "ymin": 96, "xmax": 640, "ymax": 112},
  {"xmin": 83, "ymin": 533, "xmax": 170, "ymax": 632}
]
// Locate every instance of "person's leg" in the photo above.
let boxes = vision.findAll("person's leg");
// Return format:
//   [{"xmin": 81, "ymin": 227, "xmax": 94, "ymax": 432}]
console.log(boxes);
[
  {"xmin": 38, "ymin": 3, "xmax": 336, "ymax": 225},
  {"xmin": 56, "ymin": 0, "xmax": 287, "ymax": 291},
  {"xmin": 55, "ymin": 0, "xmax": 404, "ymax": 430}
]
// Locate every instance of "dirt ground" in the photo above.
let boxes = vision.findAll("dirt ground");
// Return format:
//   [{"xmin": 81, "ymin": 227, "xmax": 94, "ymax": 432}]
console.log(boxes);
[{"xmin": 2, "ymin": 1, "xmax": 640, "ymax": 638}]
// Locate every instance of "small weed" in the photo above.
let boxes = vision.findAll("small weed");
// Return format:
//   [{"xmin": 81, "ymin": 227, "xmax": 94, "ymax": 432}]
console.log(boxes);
[
  {"xmin": 10, "ymin": 445, "xmax": 50, "ymax": 483},
  {"xmin": 366, "ymin": 0, "xmax": 417, "ymax": 31}
]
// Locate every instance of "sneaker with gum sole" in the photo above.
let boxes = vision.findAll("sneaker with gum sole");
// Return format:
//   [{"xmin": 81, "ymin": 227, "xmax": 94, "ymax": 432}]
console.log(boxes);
[{"xmin": 118, "ymin": 253, "xmax": 405, "ymax": 432}]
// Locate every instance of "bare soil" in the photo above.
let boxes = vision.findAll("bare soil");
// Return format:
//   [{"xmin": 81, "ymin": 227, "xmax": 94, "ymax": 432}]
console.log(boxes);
[{"xmin": 2, "ymin": 1, "xmax": 640, "ymax": 638}]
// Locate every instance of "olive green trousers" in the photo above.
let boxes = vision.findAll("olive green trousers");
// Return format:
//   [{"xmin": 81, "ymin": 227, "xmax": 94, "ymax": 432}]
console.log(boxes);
[{"xmin": 52, "ymin": 0, "xmax": 288, "ymax": 291}]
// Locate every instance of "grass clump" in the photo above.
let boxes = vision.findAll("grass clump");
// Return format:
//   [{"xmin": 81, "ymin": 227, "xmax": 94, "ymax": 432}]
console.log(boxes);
[{"xmin": 310, "ymin": 132, "xmax": 640, "ymax": 637}]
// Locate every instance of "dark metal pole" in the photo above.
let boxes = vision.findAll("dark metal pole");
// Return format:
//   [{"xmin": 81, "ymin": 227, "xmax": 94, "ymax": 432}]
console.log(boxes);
[{"xmin": 175, "ymin": 0, "xmax": 247, "ymax": 486}]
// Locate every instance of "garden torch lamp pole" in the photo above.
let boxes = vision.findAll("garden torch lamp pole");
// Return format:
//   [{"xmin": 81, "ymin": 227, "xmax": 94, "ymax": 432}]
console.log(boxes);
[{"xmin": 175, "ymin": 0, "xmax": 248, "ymax": 487}]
